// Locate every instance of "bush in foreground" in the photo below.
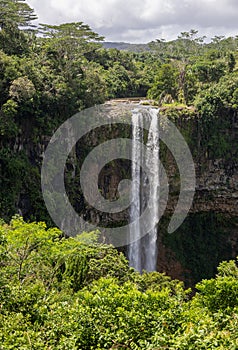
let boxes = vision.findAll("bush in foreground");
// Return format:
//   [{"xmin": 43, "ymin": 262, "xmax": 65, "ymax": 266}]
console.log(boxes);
[{"xmin": 0, "ymin": 218, "xmax": 237, "ymax": 349}]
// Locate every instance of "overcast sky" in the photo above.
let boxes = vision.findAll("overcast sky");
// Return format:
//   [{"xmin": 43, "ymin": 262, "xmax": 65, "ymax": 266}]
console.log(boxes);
[{"xmin": 27, "ymin": 0, "xmax": 238, "ymax": 43}]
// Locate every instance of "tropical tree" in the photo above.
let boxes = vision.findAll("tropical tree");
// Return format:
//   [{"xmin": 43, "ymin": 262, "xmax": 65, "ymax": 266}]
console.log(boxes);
[
  {"xmin": 147, "ymin": 63, "xmax": 179, "ymax": 103},
  {"xmin": 38, "ymin": 22, "xmax": 104, "ymax": 63},
  {"xmin": 0, "ymin": 0, "xmax": 37, "ymax": 54}
]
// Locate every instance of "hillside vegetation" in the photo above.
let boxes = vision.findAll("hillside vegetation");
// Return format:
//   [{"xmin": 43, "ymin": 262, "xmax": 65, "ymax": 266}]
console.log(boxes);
[
  {"xmin": 1, "ymin": 1, "xmax": 238, "ymax": 222},
  {"xmin": 0, "ymin": 217, "xmax": 238, "ymax": 349}
]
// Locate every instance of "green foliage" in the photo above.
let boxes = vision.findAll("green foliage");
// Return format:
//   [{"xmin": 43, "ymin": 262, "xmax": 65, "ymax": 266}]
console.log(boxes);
[
  {"xmin": 0, "ymin": 0, "xmax": 37, "ymax": 55},
  {"xmin": 195, "ymin": 258, "xmax": 238, "ymax": 312},
  {"xmin": 0, "ymin": 99, "xmax": 18, "ymax": 136},
  {"xmin": 0, "ymin": 0, "xmax": 37, "ymax": 29},
  {"xmin": 38, "ymin": 22, "xmax": 104, "ymax": 56},
  {"xmin": 0, "ymin": 217, "xmax": 132, "ymax": 291},
  {"xmin": 105, "ymin": 62, "xmax": 132, "ymax": 98},
  {"xmin": 147, "ymin": 63, "xmax": 179, "ymax": 103},
  {"xmin": 9, "ymin": 76, "xmax": 36, "ymax": 101},
  {"xmin": 227, "ymin": 52, "xmax": 236, "ymax": 72},
  {"xmin": 193, "ymin": 73, "xmax": 238, "ymax": 159},
  {"xmin": 192, "ymin": 60, "xmax": 226, "ymax": 83},
  {"xmin": 0, "ymin": 218, "xmax": 238, "ymax": 349}
]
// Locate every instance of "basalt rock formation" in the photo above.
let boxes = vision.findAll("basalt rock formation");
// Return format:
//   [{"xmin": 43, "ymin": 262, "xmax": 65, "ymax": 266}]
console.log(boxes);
[{"xmin": 1, "ymin": 102, "xmax": 238, "ymax": 286}]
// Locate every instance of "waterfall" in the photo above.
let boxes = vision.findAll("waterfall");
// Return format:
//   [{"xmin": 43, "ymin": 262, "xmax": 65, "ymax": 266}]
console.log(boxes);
[
  {"xmin": 144, "ymin": 109, "xmax": 159, "ymax": 271},
  {"xmin": 128, "ymin": 110, "xmax": 143, "ymax": 272},
  {"xmin": 129, "ymin": 108, "xmax": 159, "ymax": 273}
]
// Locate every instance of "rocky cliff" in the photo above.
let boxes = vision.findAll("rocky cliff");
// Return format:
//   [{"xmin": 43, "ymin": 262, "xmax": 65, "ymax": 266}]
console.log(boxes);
[{"xmin": 1, "ymin": 102, "xmax": 238, "ymax": 286}]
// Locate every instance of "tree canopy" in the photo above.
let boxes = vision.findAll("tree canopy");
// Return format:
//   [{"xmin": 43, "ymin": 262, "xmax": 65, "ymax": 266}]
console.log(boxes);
[
  {"xmin": 0, "ymin": 218, "xmax": 238, "ymax": 349},
  {"xmin": 0, "ymin": 0, "xmax": 37, "ymax": 29}
]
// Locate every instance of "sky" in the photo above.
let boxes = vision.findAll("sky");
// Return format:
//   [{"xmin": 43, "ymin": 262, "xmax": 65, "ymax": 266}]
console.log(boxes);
[{"xmin": 27, "ymin": 0, "xmax": 238, "ymax": 43}]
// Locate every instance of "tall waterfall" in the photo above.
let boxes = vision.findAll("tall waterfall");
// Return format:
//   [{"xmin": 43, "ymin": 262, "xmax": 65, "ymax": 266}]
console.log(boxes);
[{"xmin": 129, "ymin": 108, "xmax": 159, "ymax": 273}]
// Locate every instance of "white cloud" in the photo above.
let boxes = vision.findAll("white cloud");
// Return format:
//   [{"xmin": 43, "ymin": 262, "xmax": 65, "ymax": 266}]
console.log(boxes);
[{"xmin": 27, "ymin": 0, "xmax": 238, "ymax": 42}]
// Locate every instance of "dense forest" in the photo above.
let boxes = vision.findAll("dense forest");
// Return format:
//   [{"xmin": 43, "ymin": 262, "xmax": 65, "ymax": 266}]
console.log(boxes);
[
  {"xmin": 1, "ymin": 0, "xmax": 238, "ymax": 348},
  {"xmin": 1, "ymin": 217, "xmax": 238, "ymax": 349},
  {"xmin": 1, "ymin": 0, "xmax": 238, "ymax": 223}
]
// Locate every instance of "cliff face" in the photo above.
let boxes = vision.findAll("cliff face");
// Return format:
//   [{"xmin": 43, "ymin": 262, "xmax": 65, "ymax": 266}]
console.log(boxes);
[
  {"xmin": 150, "ymin": 108, "xmax": 238, "ymax": 285},
  {"xmin": 63, "ymin": 104, "xmax": 238, "ymax": 285},
  {"xmin": 1, "ymin": 103, "xmax": 238, "ymax": 285},
  {"xmin": 194, "ymin": 158, "xmax": 238, "ymax": 214}
]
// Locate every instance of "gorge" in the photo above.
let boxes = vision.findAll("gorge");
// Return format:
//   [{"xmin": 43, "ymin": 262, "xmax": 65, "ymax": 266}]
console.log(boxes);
[{"xmin": 1, "ymin": 101, "xmax": 238, "ymax": 286}]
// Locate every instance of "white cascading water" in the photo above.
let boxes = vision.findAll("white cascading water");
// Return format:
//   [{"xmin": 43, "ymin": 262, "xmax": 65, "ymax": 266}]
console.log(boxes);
[
  {"xmin": 129, "ymin": 108, "xmax": 159, "ymax": 273},
  {"xmin": 128, "ymin": 110, "xmax": 143, "ymax": 272}
]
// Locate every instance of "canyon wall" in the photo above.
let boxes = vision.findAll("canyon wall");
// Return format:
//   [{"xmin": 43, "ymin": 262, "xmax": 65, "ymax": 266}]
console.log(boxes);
[{"xmin": 1, "ymin": 103, "xmax": 238, "ymax": 285}]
